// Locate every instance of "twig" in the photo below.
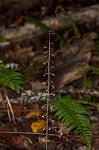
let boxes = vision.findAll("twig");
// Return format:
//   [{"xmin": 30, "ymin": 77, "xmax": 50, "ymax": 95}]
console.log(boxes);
[
  {"xmin": 0, "ymin": 131, "xmax": 98, "ymax": 138},
  {"xmin": 3, "ymin": 87, "xmax": 15, "ymax": 124},
  {"xmin": 6, "ymin": 104, "xmax": 12, "ymax": 123}
]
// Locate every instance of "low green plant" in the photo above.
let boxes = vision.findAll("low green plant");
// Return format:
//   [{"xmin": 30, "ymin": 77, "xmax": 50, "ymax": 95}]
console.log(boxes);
[
  {"xmin": 0, "ymin": 36, "xmax": 7, "ymax": 43},
  {"xmin": 95, "ymin": 35, "xmax": 99, "ymax": 51},
  {"xmin": 50, "ymin": 94, "xmax": 92, "ymax": 150},
  {"xmin": 81, "ymin": 66, "xmax": 99, "ymax": 74},
  {"xmin": 66, "ymin": 15, "xmax": 81, "ymax": 39},
  {"xmin": 0, "ymin": 61, "xmax": 24, "ymax": 122},
  {"xmin": 66, "ymin": 15, "xmax": 81, "ymax": 45},
  {"xmin": 83, "ymin": 77, "xmax": 93, "ymax": 88},
  {"xmin": 0, "ymin": 61, "xmax": 24, "ymax": 93}
]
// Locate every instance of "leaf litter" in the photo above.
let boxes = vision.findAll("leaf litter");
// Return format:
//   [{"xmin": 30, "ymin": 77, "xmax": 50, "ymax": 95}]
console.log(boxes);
[{"xmin": 0, "ymin": 0, "xmax": 99, "ymax": 150}]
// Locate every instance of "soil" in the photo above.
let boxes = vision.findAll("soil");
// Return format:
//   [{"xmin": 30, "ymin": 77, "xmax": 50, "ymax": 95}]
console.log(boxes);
[{"xmin": 0, "ymin": 0, "xmax": 99, "ymax": 150}]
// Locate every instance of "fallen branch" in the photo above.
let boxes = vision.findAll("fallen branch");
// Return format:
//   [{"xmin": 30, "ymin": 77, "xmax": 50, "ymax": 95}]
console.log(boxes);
[
  {"xmin": 53, "ymin": 32, "xmax": 97, "ymax": 91},
  {"xmin": 32, "ymin": 32, "xmax": 97, "ymax": 91},
  {"xmin": 0, "ymin": 5, "xmax": 99, "ymax": 42},
  {"xmin": 61, "ymin": 86, "xmax": 99, "ymax": 98}
]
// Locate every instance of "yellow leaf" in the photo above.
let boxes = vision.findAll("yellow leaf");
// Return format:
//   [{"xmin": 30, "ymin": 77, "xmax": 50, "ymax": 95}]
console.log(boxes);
[
  {"xmin": 31, "ymin": 119, "xmax": 46, "ymax": 133},
  {"xmin": 25, "ymin": 110, "xmax": 41, "ymax": 119}
]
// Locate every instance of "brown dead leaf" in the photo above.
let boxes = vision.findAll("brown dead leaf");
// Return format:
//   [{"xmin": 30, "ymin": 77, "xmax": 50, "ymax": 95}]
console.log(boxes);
[
  {"xmin": 5, "ymin": 44, "xmax": 34, "ymax": 65},
  {"xmin": 38, "ymin": 136, "xmax": 50, "ymax": 143},
  {"xmin": 31, "ymin": 80, "xmax": 45, "ymax": 91},
  {"xmin": 10, "ymin": 16, "xmax": 25, "ymax": 27},
  {"xmin": 0, "ymin": 134, "xmax": 33, "ymax": 150},
  {"xmin": 25, "ymin": 110, "xmax": 41, "ymax": 119},
  {"xmin": 12, "ymin": 103, "xmax": 22, "ymax": 116},
  {"xmin": 14, "ymin": 44, "xmax": 34, "ymax": 61},
  {"xmin": 57, "ymin": 123, "xmax": 69, "ymax": 135}
]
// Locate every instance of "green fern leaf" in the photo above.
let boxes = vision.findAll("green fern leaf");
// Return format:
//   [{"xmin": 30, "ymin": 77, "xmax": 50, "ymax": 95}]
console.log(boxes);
[
  {"xmin": 51, "ymin": 95, "xmax": 92, "ymax": 150},
  {"xmin": 0, "ymin": 67, "xmax": 24, "ymax": 93}
]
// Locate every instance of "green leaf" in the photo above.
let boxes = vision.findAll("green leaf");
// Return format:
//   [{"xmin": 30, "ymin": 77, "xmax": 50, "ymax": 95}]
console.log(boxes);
[
  {"xmin": 27, "ymin": 17, "xmax": 50, "ymax": 31},
  {"xmin": 50, "ymin": 95, "xmax": 92, "ymax": 150},
  {"xmin": 83, "ymin": 78, "xmax": 93, "ymax": 88},
  {"xmin": 24, "ymin": 74, "xmax": 36, "ymax": 81},
  {"xmin": 0, "ymin": 103, "xmax": 4, "ymax": 109},
  {"xmin": 66, "ymin": 15, "xmax": 81, "ymax": 39},
  {"xmin": 0, "ymin": 66, "xmax": 24, "ymax": 93},
  {"xmin": 0, "ymin": 36, "xmax": 7, "ymax": 43},
  {"xmin": 39, "ymin": 97, "xmax": 47, "ymax": 102}
]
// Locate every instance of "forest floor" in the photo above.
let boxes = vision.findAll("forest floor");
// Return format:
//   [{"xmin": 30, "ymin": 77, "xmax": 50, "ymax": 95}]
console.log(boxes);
[{"xmin": 0, "ymin": 0, "xmax": 99, "ymax": 150}]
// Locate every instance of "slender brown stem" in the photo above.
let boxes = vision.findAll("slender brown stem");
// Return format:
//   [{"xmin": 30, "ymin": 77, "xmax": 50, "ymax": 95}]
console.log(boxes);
[{"xmin": 46, "ymin": 32, "xmax": 51, "ymax": 150}]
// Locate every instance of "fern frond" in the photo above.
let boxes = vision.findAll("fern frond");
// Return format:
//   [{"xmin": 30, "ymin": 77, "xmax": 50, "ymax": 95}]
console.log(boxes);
[
  {"xmin": 51, "ymin": 95, "xmax": 92, "ymax": 150},
  {"xmin": 0, "ymin": 67, "xmax": 24, "ymax": 93}
]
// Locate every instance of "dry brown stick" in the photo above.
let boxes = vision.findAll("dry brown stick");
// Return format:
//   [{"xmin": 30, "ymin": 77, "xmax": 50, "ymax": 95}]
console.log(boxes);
[
  {"xmin": 0, "ymin": 5, "xmax": 99, "ymax": 42},
  {"xmin": 0, "ymin": 131, "xmax": 99, "ymax": 138}
]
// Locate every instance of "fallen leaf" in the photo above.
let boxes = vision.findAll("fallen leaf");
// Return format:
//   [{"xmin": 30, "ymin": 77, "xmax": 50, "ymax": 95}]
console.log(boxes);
[
  {"xmin": 12, "ymin": 103, "xmax": 22, "ymax": 116},
  {"xmin": 14, "ymin": 44, "xmax": 34, "ymax": 61},
  {"xmin": 31, "ymin": 119, "xmax": 46, "ymax": 133},
  {"xmin": 0, "ymin": 134, "xmax": 33, "ymax": 150},
  {"xmin": 7, "ymin": 44, "xmax": 34, "ymax": 65},
  {"xmin": 25, "ymin": 110, "xmax": 41, "ymax": 119},
  {"xmin": 10, "ymin": 16, "xmax": 25, "ymax": 27}
]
